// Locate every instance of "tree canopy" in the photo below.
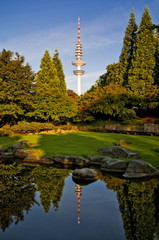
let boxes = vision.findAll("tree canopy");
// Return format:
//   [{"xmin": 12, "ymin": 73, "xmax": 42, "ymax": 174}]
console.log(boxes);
[{"xmin": 0, "ymin": 49, "xmax": 35, "ymax": 125}]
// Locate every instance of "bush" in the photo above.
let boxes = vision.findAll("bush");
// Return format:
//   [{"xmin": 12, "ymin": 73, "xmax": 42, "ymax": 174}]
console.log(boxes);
[
  {"xmin": 0, "ymin": 121, "xmax": 79, "ymax": 135},
  {"xmin": 10, "ymin": 121, "xmax": 55, "ymax": 134},
  {"xmin": 121, "ymin": 119, "xmax": 144, "ymax": 126}
]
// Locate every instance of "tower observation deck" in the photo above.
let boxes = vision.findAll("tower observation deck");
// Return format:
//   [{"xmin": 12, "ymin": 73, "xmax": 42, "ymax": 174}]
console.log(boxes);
[{"xmin": 72, "ymin": 17, "xmax": 86, "ymax": 95}]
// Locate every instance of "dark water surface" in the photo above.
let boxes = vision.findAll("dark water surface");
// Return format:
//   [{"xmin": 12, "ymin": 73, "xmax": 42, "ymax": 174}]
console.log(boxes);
[{"xmin": 0, "ymin": 164, "xmax": 159, "ymax": 240}]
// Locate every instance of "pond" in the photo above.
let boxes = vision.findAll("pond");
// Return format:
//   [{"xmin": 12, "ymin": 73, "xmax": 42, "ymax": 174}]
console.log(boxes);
[{"xmin": 0, "ymin": 164, "xmax": 159, "ymax": 240}]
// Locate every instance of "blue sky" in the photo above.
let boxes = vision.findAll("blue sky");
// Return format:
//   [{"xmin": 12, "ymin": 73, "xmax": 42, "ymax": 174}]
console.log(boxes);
[{"xmin": 0, "ymin": 0, "xmax": 159, "ymax": 93}]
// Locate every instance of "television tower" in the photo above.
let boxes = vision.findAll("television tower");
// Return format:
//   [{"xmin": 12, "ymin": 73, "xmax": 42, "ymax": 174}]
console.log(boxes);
[{"xmin": 72, "ymin": 17, "xmax": 86, "ymax": 95}]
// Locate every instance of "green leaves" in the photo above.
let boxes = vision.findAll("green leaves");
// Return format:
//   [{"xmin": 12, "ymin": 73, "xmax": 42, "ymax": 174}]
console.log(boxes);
[
  {"xmin": 128, "ymin": 8, "xmax": 156, "ymax": 98},
  {"xmin": 32, "ymin": 50, "xmax": 77, "ymax": 122},
  {"xmin": 79, "ymin": 83, "xmax": 137, "ymax": 122},
  {"xmin": 0, "ymin": 49, "xmax": 35, "ymax": 125}
]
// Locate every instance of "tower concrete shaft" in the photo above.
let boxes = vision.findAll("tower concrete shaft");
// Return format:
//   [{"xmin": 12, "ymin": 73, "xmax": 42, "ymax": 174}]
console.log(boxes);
[{"xmin": 72, "ymin": 17, "xmax": 86, "ymax": 95}]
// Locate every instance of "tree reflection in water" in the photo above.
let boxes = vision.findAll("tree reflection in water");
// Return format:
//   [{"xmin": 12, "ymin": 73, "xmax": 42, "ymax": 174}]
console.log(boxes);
[
  {"xmin": 32, "ymin": 167, "xmax": 70, "ymax": 212},
  {"xmin": 0, "ymin": 164, "xmax": 70, "ymax": 231},
  {"xmin": 1, "ymin": 163, "xmax": 159, "ymax": 239},
  {"xmin": 0, "ymin": 164, "xmax": 37, "ymax": 232},
  {"xmin": 101, "ymin": 174, "xmax": 159, "ymax": 240}
]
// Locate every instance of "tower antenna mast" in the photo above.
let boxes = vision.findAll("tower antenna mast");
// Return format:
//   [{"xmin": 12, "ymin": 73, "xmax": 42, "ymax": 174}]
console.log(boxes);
[{"xmin": 72, "ymin": 17, "xmax": 86, "ymax": 95}]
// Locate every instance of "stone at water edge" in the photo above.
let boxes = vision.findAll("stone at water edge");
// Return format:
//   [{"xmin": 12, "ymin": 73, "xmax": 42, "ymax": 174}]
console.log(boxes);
[
  {"xmin": 51, "ymin": 155, "xmax": 89, "ymax": 165},
  {"xmin": 99, "ymin": 146, "xmax": 139, "ymax": 159},
  {"xmin": 100, "ymin": 157, "xmax": 128, "ymax": 173},
  {"xmin": 14, "ymin": 149, "xmax": 40, "ymax": 159},
  {"xmin": 86, "ymin": 155, "xmax": 109, "ymax": 166},
  {"xmin": 72, "ymin": 168, "xmax": 98, "ymax": 181},
  {"xmin": 123, "ymin": 160, "xmax": 159, "ymax": 178},
  {"xmin": 23, "ymin": 156, "xmax": 54, "ymax": 165}
]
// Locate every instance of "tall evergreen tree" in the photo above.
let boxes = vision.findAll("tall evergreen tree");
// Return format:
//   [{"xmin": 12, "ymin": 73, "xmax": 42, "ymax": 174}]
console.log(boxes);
[
  {"xmin": 105, "ymin": 62, "xmax": 123, "ymax": 85},
  {"xmin": 32, "ymin": 50, "xmax": 77, "ymax": 122},
  {"xmin": 127, "ymin": 8, "xmax": 156, "ymax": 97},
  {"xmin": 154, "ymin": 24, "xmax": 159, "ymax": 86},
  {"xmin": 119, "ymin": 9, "xmax": 138, "ymax": 86},
  {"xmin": 52, "ymin": 50, "xmax": 66, "ymax": 92},
  {"xmin": 96, "ymin": 10, "xmax": 137, "ymax": 87},
  {"xmin": 0, "ymin": 49, "xmax": 35, "ymax": 125}
]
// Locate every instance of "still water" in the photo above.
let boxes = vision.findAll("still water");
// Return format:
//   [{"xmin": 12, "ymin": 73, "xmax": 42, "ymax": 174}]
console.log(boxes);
[{"xmin": 0, "ymin": 164, "xmax": 159, "ymax": 240}]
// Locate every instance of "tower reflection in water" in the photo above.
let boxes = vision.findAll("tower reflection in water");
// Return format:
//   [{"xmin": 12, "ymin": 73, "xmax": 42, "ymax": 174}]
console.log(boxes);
[{"xmin": 75, "ymin": 184, "xmax": 82, "ymax": 224}]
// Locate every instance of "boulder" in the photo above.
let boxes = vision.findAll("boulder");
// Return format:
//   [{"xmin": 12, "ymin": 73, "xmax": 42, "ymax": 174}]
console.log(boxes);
[
  {"xmin": 115, "ymin": 140, "xmax": 132, "ymax": 146},
  {"xmin": 7, "ymin": 141, "xmax": 29, "ymax": 152},
  {"xmin": 23, "ymin": 156, "xmax": 54, "ymax": 165},
  {"xmin": 101, "ymin": 157, "xmax": 128, "ymax": 173},
  {"xmin": 99, "ymin": 146, "xmax": 139, "ymax": 159},
  {"xmin": 51, "ymin": 155, "xmax": 89, "ymax": 166},
  {"xmin": 14, "ymin": 149, "xmax": 40, "ymax": 159},
  {"xmin": 123, "ymin": 160, "xmax": 159, "ymax": 178},
  {"xmin": 72, "ymin": 168, "xmax": 98, "ymax": 181},
  {"xmin": 86, "ymin": 155, "xmax": 107, "ymax": 166}
]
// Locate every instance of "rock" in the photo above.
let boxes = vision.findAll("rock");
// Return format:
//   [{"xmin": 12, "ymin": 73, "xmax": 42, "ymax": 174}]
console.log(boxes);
[
  {"xmin": 51, "ymin": 155, "xmax": 89, "ymax": 166},
  {"xmin": 115, "ymin": 140, "xmax": 132, "ymax": 146},
  {"xmin": 101, "ymin": 157, "xmax": 128, "ymax": 173},
  {"xmin": 99, "ymin": 146, "xmax": 139, "ymax": 159},
  {"xmin": 123, "ymin": 160, "xmax": 159, "ymax": 178},
  {"xmin": 23, "ymin": 156, "xmax": 54, "ymax": 165},
  {"xmin": 72, "ymin": 168, "xmax": 98, "ymax": 181},
  {"xmin": 7, "ymin": 141, "xmax": 29, "ymax": 152},
  {"xmin": 86, "ymin": 155, "xmax": 107, "ymax": 165},
  {"xmin": 14, "ymin": 149, "xmax": 40, "ymax": 159},
  {"xmin": 144, "ymin": 123, "xmax": 155, "ymax": 133}
]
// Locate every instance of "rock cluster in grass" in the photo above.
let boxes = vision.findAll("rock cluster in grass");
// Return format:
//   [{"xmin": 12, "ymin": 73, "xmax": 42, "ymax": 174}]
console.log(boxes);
[
  {"xmin": 0, "ymin": 141, "xmax": 159, "ymax": 179},
  {"xmin": 98, "ymin": 146, "xmax": 139, "ymax": 159}
]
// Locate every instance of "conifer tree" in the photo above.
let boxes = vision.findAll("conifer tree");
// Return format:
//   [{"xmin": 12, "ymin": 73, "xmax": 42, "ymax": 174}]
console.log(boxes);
[
  {"xmin": 127, "ymin": 8, "xmax": 156, "ymax": 97},
  {"xmin": 0, "ymin": 49, "xmax": 35, "ymax": 125},
  {"xmin": 154, "ymin": 24, "xmax": 159, "ymax": 85},
  {"xmin": 97, "ymin": 10, "xmax": 137, "ymax": 87},
  {"xmin": 52, "ymin": 50, "xmax": 66, "ymax": 92},
  {"xmin": 119, "ymin": 9, "xmax": 138, "ymax": 85},
  {"xmin": 105, "ymin": 62, "xmax": 123, "ymax": 85},
  {"xmin": 32, "ymin": 50, "xmax": 77, "ymax": 122}
]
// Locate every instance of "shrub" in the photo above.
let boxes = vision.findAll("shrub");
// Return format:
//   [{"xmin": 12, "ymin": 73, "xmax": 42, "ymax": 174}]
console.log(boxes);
[
  {"xmin": 1, "ymin": 121, "xmax": 79, "ymax": 135},
  {"xmin": 10, "ymin": 121, "xmax": 55, "ymax": 134},
  {"xmin": 121, "ymin": 119, "xmax": 144, "ymax": 126}
]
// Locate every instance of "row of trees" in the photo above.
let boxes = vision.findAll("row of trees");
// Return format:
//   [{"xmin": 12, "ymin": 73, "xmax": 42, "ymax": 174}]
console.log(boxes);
[
  {"xmin": 0, "ymin": 49, "xmax": 78, "ymax": 126},
  {"xmin": 0, "ymin": 8, "xmax": 159, "ymax": 126},
  {"xmin": 79, "ymin": 8, "xmax": 159, "ymax": 122}
]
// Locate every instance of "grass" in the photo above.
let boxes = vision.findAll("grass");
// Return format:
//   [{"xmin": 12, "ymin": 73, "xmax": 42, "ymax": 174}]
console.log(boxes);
[{"xmin": 0, "ymin": 132, "xmax": 159, "ymax": 168}]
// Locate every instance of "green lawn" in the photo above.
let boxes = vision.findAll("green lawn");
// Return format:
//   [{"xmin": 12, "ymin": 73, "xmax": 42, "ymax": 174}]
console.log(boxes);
[{"xmin": 0, "ymin": 132, "xmax": 159, "ymax": 168}]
